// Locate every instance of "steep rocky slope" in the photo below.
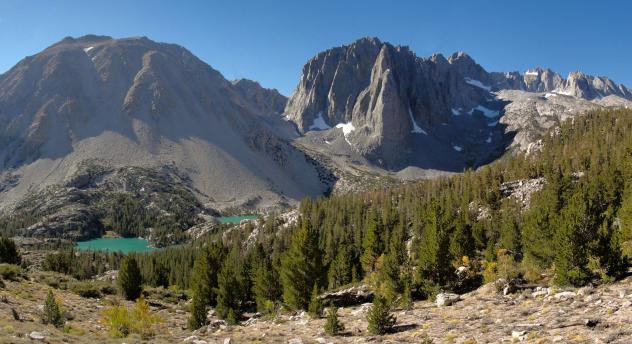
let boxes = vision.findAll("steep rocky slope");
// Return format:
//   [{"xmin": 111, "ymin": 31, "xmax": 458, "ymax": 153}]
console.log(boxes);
[
  {"xmin": 0, "ymin": 35, "xmax": 329, "ymax": 219},
  {"xmin": 285, "ymin": 37, "xmax": 632, "ymax": 174}
]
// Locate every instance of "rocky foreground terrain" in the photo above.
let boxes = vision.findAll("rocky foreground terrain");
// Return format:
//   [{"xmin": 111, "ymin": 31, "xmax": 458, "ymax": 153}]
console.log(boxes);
[{"xmin": 2, "ymin": 269, "xmax": 632, "ymax": 343}]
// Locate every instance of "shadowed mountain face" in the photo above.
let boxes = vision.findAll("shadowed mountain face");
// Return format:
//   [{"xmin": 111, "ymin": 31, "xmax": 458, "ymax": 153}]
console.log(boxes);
[
  {"xmin": 0, "ymin": 35, "xmax": 329, "ymax": 212},
  {"xmin": 284, "ymin": 37, "xmax": 632, "ymax": 171}
]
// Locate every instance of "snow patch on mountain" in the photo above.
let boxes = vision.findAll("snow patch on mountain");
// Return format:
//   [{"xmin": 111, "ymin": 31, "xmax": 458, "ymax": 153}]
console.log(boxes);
[
  {"xmin": 469, "ymin": 105, "xmax": 500, "ymax": 118},
  {"xmin": 409, "ymin": 108, "xmax": 427, "ymax": 134},
  {"xmin": 335, "ymin": 122, "xmax": 356, "ymax": 144},
  {"xmin": 465, "ymin": 77, "xmax": 492, "ymax": 91},
  {"xmin": 309, "ymin": 112, "xmax": 331, "ymax": 130}
]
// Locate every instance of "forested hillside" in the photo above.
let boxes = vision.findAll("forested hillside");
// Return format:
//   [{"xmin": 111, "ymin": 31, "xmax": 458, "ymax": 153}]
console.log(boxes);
[{"xmin": 39, "ymin": 109, "xmax": 632, "ymax": 328}]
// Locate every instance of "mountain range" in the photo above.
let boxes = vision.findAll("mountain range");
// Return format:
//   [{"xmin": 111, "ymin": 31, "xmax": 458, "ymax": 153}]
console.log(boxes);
[{"xmin": 1, "ymin": 35, "xmax": 631, "ymax": 237}]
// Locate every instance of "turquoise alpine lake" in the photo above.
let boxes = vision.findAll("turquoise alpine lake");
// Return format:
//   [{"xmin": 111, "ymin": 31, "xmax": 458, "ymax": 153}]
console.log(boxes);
[
  {"xmin": 76, "ymin": 237, "xmax": 156, "ymax": 254},
  {"xmin": 217, "ymin": 215, "xmax": 258, "ymax": 224}
]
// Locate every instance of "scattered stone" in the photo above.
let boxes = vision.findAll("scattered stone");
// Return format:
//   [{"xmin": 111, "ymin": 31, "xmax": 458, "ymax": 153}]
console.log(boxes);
[
  {"xmin": 207, "ymin": 319, "xmax": 227, "ymax": 332},
  {"xmin": 532, "ymin": 290, "xmax": 548, "ymax": 298},
  {"xmin": 63, "ymin": 310, "xmax": 75, "ymax": 320},
  {"xmin": 436, "ymin": 293, "xmax": 460, "ymax": 307},
  {"xmin": 577, "ymin": 286, "xmax": 594, "ymax": 296},
  {"xmin": 288, "ymin": 338, "xmax": 303, "ymax": 344},
  {"xmin": 351, "ymin": 303, "xmax": 372, "ymax": 316},
  {"xmin": 554, "ymin": 291, "xmax": 576, "ymax": 300},
  {"xmin": 223, "ymin": 338, "xmax": 233, "ymax": 344},
  {"xmin": 29, "ymin": 332, "xmax": 45, "ymax": 341},
  {"xmin": 511, "ymin": 330, "xmax": 527, "ymax": 341}
]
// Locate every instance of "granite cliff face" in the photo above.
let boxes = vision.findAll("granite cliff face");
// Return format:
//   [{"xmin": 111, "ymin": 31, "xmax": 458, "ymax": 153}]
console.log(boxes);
[
  {"xmin": 285, "ymin": 38, "xmax": 498, "ymax": 168},
  {"xmin": 285, "ymin": 37, "xmax": 632, "ymax": 170}
]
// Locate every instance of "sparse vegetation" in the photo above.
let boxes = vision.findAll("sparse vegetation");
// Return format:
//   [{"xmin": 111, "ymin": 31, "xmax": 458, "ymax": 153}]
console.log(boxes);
[
  {"xmin": 324, "ymin": 303, "xmax": 344, "ymax": 335},
  {"xmin": 102, "ymin": 295, "xmax": 161, "ymax": 339},
  {"xmin": 367, "ymin": 294, "xmax": 396, "ymax": 335},
  {"xmin": 42, "ymin": 290, "xmax": 65, "ymax": 328}
]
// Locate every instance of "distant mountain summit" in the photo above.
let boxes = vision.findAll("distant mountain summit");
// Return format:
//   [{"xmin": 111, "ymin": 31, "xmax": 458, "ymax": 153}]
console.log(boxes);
[
  {"xmin": 284, "ymin": 37, "xmax": 632, "ymax": 169},
  {"xmin": 0, "ymin": 35, "xmax": 328, "ymax": 214}
]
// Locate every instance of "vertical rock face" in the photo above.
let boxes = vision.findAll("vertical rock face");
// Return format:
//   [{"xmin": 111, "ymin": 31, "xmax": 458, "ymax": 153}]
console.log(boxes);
[
  {"xmin": 284, "ymin": 38, "xmax": 489, "ymax": 166},
  {"xmin": 286, "ymin": 37, "xmax": 632, "ymax": 167}
]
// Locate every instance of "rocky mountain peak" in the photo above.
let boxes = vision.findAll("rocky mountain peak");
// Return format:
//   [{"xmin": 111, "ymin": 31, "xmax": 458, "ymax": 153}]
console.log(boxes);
[{"xmin": 0, "ymin": 35, "xmax": 329, "ymax": 213}]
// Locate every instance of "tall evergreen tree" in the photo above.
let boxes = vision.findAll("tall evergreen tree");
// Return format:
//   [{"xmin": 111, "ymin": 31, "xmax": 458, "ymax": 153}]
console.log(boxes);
[
  {"xmin": 327, "ymin": 245, "xmax": 353, "ymax": 289},
  {"xmin": 280, "ymin": 217, "xmax": 323, "ymax": 310},
  {"xmin": 215, "ymin": 246, "xmax": 249, "ymax": 323},
  {"xmin": 554, "ymin": 188, "xmax": 594, "ymax": 286},
  {"xmin": 417, "ymin": 201, "xmax": 453, "ymax": 295},
  {"xmin": 251, "ymin": 251, "xmax": 281, "ymax": 313},
  {"xmin": 188, "ymin": 242, "xmax": 226, "ymax": 329},
  {"xmin": 118, "ymin": 256, "xmax": 143, "ymax": 300},
  {"xmin": 360, "ymin": 209, "xmax": 382, "ymax": 274}
]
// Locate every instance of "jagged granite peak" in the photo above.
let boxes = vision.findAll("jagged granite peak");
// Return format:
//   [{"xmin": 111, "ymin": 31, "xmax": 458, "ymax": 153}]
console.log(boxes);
[
  {"xmin": 0, "ymin": 35, "xmax": 329, "ymax": 213},
  {"xmin": 285, "ymin": 37, "xmax": 501, "ymax": 167},
  {"xmin": 286, "ymin": 37, "xmax": 632, "ymax": 169}
]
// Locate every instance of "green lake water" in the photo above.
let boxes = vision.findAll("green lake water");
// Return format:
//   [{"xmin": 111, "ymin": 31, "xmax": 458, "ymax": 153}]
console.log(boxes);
[
  {"xmin": 217, "ymin": 215, "xmax": 258, "ymax": 224},
  {"xmin": 76, "ymin": 237, "xmax": 156, "ymax": 254}
]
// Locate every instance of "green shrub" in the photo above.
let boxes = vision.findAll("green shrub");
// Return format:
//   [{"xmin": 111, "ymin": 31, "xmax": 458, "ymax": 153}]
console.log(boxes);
[
  {"xmin": 102, "ymin": 295, "xmax": 160, "ymax": 339},
  {"xmin": 0, "ymin": 264, "xmax": 23, "ymax": 281},
  {"xmin": 68, "ymin": 281, "xmax": 103, "ymax": 298},
  {"xmin": 0, "ymin": 236, "xmax": 20, "ymax": 265}
]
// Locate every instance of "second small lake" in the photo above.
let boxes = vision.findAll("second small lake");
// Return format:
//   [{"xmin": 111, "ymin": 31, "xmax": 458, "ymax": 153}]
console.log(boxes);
[{"xmin": 76, "ymin": 237, "xmax": 156, "ymax": 254}]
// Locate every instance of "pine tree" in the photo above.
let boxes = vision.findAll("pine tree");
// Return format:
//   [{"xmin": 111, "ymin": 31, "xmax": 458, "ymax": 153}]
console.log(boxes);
[
  {"xmin": 118, "ymin": 256, "xmax": 143, "ymax": 300},
  {"xmin": 280, "ymin": 218, "xmax": 323, "ymax": 310},
  {"xmin": 215, "ymin": 246, "xmax": 248, "ymax": 323},
  {"xmin": 401, "ymin": 267, "xmax": 414, "ymax": 310},
  {"xmin": 308, "ymin": 283, "xmax": 323, "ymax": 318},
  {"xmin": 554, "ymin": 188, "xmax": 594, "ymax": 286},
  {"xmin": 360, "ymin": 209, "xmax": 382, "ymax": 274},
  {"xmin": 596, "ymin": 221, "xmax": 627, "ymax": 278},
  {"xmin": 42, "ymin": 290, "xmax": 65, "ymax": 328},
  {"xmin": 377, "ymin": 245, "xmax": 402, "ymax": 304},
  {"xmin": 417, "ymin": 201, "xmax": 453, "ymax": 296},
  {"xmin": 449, "ymin": 217, "xmax": 475, "ymax": 261},
  {"xmin": 366, "ymin": 294, "xmax": 396, "ymax": 335},
  {"xmin": 188, "ymin": 243, "xmax": 226, "ymax": 329},
  {"xmin": 324, "ymin": 303, "xmax": 344, "ymax": 336},
  {"xmin": 327, "ymin": 245, "xmax": 352, "ymax": 289},
  {"xmin": 251, "ymin": 253, "xmax": 281, "ymax": 313}
]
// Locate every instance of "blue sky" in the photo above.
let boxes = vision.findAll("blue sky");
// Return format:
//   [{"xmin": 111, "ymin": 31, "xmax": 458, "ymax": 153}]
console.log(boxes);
[{"xmin": 0, "ymin": 0, "xmax": 630, "ymax": 96}]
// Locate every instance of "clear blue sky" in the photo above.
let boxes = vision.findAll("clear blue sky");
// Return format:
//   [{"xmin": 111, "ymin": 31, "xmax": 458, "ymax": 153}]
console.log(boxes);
[{"xmin": 1, "ymin": 0, "xmax": 630, "ymax": 96}]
